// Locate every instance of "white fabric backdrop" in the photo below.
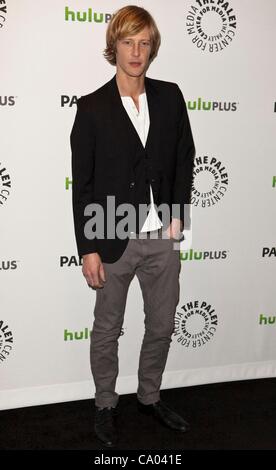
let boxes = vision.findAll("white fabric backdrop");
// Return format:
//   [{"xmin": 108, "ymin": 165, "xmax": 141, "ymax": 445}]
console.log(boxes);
[{"xmin": 1, "ymin": 0, "xmax": 276, "ymax": 410}]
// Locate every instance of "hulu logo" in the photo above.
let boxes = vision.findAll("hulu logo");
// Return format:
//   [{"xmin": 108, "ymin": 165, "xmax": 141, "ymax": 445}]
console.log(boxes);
[
  {"xmin": 65, "ymin": 177, "xmax": 72, "ymax": 190},
  {"xmin": 259, "ymin": 314, "xmax": 276, "ymax": 326},
  {"xmin": 64, "ymin": 328, "xmax": 91, "ymax": 341},
  {"xmin": 181, "ymin": 249, "xmax": 203, "ymax": 261},
  {"xmin": 65, "ymin": 6, "xmax": 111, "ymax": 23},
  {"xmin": 188, "ymin": 98, "xmax": 212, "ymax": 111},
  {"xmin": 272, "ymin": 176, "xmax": 276, "ymax": 188}
]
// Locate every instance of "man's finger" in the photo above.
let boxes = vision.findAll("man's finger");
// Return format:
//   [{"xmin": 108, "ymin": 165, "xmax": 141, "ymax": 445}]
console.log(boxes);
[
  {"xmin": 86, "ymin": 273, "xmax": 104, "ymax": 289},
  {"xmin": 99, "ymin": 264, "xmax": 106, "ymax": 283}
]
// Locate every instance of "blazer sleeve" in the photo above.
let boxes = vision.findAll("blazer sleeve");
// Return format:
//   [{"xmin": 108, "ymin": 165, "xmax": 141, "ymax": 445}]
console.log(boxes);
[
  {"xmin": 172, "ymin": 85, "xmax": 195, "ymax": 226},
  {"xmin": 70, "ymin": 98, "xmax": 97, "ymax": 257}
]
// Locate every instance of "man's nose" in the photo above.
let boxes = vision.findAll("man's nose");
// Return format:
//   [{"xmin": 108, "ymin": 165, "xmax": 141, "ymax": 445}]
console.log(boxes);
[{"xmin": 131, "ymin": 43, "xmax": 140, "ymax": 56}]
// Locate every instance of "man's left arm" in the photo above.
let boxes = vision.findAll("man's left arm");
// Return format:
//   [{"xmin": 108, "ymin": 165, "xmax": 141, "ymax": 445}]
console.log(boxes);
[{"xmin": 171, "ymin": 84, "xmax": 195, "ymax": 236}]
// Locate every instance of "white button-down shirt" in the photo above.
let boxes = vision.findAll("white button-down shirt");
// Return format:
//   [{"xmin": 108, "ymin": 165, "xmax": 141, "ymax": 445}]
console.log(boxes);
[{"xmin": 121, "ymin": 92, "xmax": 163, "ymax": 233}]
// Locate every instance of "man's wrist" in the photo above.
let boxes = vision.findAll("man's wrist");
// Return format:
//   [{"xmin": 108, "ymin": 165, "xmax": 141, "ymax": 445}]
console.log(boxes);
[{"xmin": 82, "ymin": 252, "xmax": 98, "ymax": 259}]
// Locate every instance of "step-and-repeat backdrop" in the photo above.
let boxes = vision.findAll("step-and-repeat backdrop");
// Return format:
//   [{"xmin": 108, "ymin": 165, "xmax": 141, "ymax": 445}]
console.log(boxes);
[{"xmin": 1, "ymin": 0, "xmax": 276, "ymax": 410}]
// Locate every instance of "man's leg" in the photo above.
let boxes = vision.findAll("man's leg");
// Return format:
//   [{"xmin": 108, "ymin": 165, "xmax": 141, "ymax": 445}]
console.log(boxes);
[
  {"xmin": 135, "ymin": 230, "xmax": 181, "ymax": 405},
  {"xmin": 134, "ymin": 231, "xmax": 189, "ymax": 432},
  {"xmin": 90, "ymin": 240, "xmax": 136, "ymax": 409}
]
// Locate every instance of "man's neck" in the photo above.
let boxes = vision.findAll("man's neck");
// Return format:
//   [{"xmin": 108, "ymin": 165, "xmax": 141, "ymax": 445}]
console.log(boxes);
[{"xmin": 115, "ymin": 70, "xmax": 145, "ymax": 98}]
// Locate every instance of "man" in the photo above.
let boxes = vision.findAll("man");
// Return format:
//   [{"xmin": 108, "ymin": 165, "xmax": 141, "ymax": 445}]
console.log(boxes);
[{"xmin": 71, "ymin": 5, "xmax": 195, "ymax": 448}]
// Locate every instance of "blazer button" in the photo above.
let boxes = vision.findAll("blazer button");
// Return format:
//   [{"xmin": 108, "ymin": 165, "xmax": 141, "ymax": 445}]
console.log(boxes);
[
  {"xmin": 151, "ymin": 178, "xmax": 155, "ymax": 183},
  {"xmin": 130, "ymin": 181, "xmax": 135, "ymax": 188}
]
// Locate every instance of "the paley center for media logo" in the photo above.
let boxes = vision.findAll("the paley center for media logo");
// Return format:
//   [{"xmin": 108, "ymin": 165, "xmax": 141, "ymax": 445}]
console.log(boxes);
[
  {"xmin": 0, "ymin": 320, "xmax": 14, "ymax": 363},
  {"xmin": 191, "ymin": 155, "xmax": 229, "ymax": 208},
  {"xmin": 174, "ymin": 300, "xmax": 218, "ymax": 348},
  {"xmin": 0, "ymin": 161, "xmax": 11, "ymax": 206},
  {"xmin": 262, "ymin": 247, "xmax": 276, "ymax": 259},
  {"xmin": 186, "ymin": 0, "xmax": 237, "ymax": 53},
  {"xmin": 0, "ymin": 1, "xmax": 7, "ymax": 29}
]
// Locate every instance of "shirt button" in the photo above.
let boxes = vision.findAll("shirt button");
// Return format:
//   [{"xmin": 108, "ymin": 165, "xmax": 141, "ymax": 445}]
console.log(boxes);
[{"xmin": 130, "ymin": 181, "xmax": 135, "ymax": 188}]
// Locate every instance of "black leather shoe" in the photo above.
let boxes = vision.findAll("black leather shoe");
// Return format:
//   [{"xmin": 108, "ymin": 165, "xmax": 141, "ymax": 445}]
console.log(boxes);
[
  {"xmin": 137, "ymin": 400, "xmax": 190, "ymax": 432},
  {"xmin": 94, "ymin": 406, "xmax": 118, "ymax": 447}
]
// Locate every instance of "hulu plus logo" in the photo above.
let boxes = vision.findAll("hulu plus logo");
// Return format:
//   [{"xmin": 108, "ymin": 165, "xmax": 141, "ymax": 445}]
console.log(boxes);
[
  {"xmin": 180, "ymin": 249, "xmax": 227, "ymax": 261},
  {"xmin": 187, "ymin": 98, "xmax": 237, "ymax": 112},
  {"xmin": 259, "ymin": 314, "xmax": 276, "ymax": 326}
]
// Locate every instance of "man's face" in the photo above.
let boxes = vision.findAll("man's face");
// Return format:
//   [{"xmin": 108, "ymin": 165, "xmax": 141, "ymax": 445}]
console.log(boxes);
[{"xmin": 115, "ymin": 27, "xmax": 152, "ymax": 78}]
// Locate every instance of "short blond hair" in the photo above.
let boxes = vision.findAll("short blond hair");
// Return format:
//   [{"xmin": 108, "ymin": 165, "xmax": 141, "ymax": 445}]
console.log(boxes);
[{"xmin": 103, "ymin": 5, "xmax": 161, "ymax": 66}]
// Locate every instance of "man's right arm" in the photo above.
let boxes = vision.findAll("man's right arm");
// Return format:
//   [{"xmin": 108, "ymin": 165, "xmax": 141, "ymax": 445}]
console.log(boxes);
[
  {"xmin": 70, "ymin": 98, "xmax": 97, "ymax": 258},
  {"xmin": 70, "ymin": 99, "xmax": 106, "ymax": 289}
]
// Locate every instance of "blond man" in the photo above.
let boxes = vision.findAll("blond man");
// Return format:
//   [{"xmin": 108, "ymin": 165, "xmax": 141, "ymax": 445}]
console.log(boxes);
[{"xmin": 71, "ymin": 5, "xmax": 195, "ymax": 448}]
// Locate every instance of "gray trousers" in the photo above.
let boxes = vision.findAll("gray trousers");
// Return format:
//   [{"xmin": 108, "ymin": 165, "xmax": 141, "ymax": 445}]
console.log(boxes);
[{"xmin": 90, "ymin": 228, "xmax": 181, "ymax": 408}]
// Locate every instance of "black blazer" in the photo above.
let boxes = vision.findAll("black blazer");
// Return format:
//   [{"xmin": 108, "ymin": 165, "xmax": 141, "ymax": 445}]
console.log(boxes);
[{"xmin": 70, "ymin": 73, "xmax": 195, "ymax": 263}]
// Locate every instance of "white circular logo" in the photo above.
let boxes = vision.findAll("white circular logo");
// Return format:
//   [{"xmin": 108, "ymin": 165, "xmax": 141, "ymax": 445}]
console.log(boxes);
[
  {"xmin": 191, "ymin": 155, "xmax": 229, "ymax": 208},
  {"xmin": 186, "ymin": 0, "xmax": 237, "ymax": 53},
  {"xmin": 174, "ymin": 300, "xmax": 218, "ymax": 348}
]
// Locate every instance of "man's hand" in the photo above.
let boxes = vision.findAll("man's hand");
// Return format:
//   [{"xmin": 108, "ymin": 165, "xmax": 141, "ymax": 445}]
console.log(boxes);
[
  {"xmin": 165, "ymin": 218, "xmax": 184, "ymax": 240},
  {"xmin": 82, "ymin": 253, "xmax": 106, "ymax": 289}
]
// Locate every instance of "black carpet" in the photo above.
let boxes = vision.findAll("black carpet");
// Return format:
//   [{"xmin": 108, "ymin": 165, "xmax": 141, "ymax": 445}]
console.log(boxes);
[{"xmin": 1, "ymin": 378, "xmax": 276, "ymax": 450}]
